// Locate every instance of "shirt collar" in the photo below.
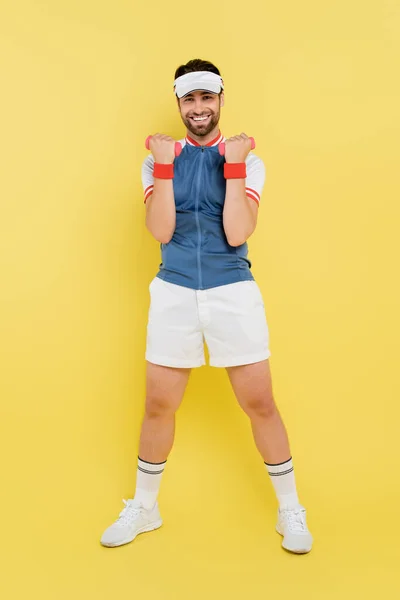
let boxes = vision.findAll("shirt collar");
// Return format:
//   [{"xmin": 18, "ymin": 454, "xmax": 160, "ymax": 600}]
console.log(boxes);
[{"xmin": 185, "ymin": 131, "xmax": 225, "ymax": 147}]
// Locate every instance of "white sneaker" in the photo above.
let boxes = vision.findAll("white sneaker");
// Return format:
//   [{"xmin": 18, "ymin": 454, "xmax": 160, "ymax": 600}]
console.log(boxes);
[
  {"xmin": 276, "ymin": 505, "xmax": 313, "ymax": 554},
  {"xmin": 100, "ymin": 498, "xmax": 163, "ymax": 548}
]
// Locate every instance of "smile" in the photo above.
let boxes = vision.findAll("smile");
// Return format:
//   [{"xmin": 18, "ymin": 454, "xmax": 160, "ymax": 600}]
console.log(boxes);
[{"xmin": 191, "ymin": 115, "xmax": 211, "ymax": 122}]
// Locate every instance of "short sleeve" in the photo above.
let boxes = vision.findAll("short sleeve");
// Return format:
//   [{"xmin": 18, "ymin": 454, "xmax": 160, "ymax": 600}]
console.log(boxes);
[
  {"xmin": 245, "ymin": 154, "xmax": 266, "ymax": 205},
  {"xmin": 141, "ymin": 154, "xmax": 155, "ymax": 204}
]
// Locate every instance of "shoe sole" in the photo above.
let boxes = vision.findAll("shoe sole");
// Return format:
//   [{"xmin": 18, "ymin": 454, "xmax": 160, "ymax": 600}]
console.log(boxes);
[
  {"xmin": 275, "ymin": 525, "xmax": 312, "ymax": 554},
  {"xmin": 101, "ymin": 519, "xmax": 163, "ymax": 548}
]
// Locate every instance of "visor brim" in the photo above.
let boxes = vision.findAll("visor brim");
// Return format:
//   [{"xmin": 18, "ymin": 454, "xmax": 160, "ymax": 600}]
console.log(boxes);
[{"xmin": 176, "ymin": 85, "xmax": 221, "ymax": 99}]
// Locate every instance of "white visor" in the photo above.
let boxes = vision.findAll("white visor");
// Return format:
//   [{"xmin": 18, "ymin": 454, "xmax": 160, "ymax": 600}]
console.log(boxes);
[{"xmin": 173, "ymin": 71, "xmax": 224, "ymax": 99}]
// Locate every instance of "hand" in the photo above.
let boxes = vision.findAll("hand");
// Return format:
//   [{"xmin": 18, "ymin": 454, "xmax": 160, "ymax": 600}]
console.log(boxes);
[
  {"xmin": 224, "ymin": 133, "xmax": 253, "ymax": 163},
  {"xmin": 149, "ymin": 134, "xmax": 176, "ymax": 164}
]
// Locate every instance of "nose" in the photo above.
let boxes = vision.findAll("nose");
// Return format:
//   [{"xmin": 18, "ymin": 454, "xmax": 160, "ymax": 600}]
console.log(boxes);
[{"xmin": 193, "ymin": 98, "xmax": 207, "ymax": 113}]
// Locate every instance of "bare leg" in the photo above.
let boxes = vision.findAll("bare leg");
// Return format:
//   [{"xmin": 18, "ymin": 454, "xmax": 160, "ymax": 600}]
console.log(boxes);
[
  {"xmin": 226, "ymin": 359, "xmax": 291, "ymax": 464},
  {"xmin": 138, "ymin": 361, "xmax": 191, "ymax": 463}
]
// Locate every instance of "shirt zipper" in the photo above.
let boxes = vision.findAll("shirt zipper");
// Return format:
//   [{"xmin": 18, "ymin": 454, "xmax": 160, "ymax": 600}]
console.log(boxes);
[{"xmin": 195, "ymin": 146, "xmax": 205, "ymax": 289}]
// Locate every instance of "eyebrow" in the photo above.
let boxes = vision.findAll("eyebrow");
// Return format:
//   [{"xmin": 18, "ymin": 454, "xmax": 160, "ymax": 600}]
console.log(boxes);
[{"xmin": 184, "ymin": 92, "xmax": 214, "ymax": 98}]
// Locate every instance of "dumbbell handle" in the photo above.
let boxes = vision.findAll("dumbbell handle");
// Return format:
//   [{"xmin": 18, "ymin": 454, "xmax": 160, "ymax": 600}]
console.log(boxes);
[{"xmin": 145, "ymin": 136, "xmax": 256, "ymax": 157}]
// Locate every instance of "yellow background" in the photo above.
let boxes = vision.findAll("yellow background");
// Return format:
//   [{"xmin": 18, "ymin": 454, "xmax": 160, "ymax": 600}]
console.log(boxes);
[{"xmin": 1, "ymin": 0, "xmax": 399, "ymax": 598}]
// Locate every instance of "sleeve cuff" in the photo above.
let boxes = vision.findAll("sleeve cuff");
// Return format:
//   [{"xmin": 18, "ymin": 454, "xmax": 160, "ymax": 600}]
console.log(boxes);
[
  {"xmin": 144, "ymin": 185, "xmax": 154, "ymax": 203},
  {"xmin": 245, "ymin": 187, "xmax": 260, "ymax": 204}
]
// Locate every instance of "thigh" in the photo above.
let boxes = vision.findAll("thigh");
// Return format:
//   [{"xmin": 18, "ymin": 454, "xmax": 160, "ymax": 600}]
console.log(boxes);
[
  {"xmin": 145, "ymin": 361, "xmax": 191, "ymax": 414},
  {"xmin": 204, "ymin": 280, "xmax": 271, "ymax": 368},
  {"xmin": 146, "ymin": 277, "xmax": 205, "ymax": 368}
]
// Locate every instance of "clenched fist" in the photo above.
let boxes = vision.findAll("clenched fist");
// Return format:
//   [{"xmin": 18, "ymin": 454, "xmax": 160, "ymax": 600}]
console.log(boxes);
[
  {"xmin": 224, "ymin": 133, "xmax": 253, "ymax": 163},
  {"xmin": 149, "ymin": 134, "xmax": 176, "ymax": 164}
]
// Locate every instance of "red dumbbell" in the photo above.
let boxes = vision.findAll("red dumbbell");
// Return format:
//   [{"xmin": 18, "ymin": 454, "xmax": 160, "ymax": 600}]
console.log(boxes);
[
  {"xmin": 145, "ymin": 136, "xmax": 183, "ymax": 157},
  {"xmin": 145, "ymin": 135, "xmax": 256, "ymax": 157}
]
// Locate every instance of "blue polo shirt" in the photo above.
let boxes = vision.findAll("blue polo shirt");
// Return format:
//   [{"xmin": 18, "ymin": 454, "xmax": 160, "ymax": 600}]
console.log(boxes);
[{"xmin": 141, "ymin": 131, "xmax": 266, "ymax": 290}]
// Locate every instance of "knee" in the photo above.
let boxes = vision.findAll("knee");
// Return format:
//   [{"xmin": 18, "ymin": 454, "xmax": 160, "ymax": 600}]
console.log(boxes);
[
  {"xmin": 241, "ymin": 393, "xmax": 277, "ymax": 419},
  {"xmin": 145, "ymin": 394, "xmax": 176, "ymax": 418}
]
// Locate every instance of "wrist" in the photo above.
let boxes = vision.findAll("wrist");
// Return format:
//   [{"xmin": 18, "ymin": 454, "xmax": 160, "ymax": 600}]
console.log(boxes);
[
  {"xmin": 224, "ymin": 162, "xmax": 246, "ymax": 179},
  {"xmin": 153, "ymin": 162, "xmax": 174, "ymax": 179}
]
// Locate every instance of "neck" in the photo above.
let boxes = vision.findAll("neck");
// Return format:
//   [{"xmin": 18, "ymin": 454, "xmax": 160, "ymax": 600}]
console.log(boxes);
[{"xmin": 186, "ymin": 125, "xmax": 221, "ymax": 146}]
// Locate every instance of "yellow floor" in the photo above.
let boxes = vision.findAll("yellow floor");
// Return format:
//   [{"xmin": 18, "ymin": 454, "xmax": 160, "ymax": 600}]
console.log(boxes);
[{"xmin": 2, "ymin": 371, "xmax": 398, "ymax": 600}]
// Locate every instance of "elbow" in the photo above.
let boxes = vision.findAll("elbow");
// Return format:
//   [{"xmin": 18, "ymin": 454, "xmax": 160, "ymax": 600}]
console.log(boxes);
[
  {"xmin": 146, "ymin": 221, "xmax": 175, "ymax": 244},
  {"xmin": 158, "ymin": 225, "xmax": 175, "ymax": 244},
  {"xmin": 227, "ymin": 228, "xmax": 254, "ymax": 247},
  {"xmin": 149, "ymin": 229, "xmax": 173, "ymax": 244},
  {"xmin": 227, "ymin": 237, "xmax": 245, "ymax": 247},
  {"xmin": 225, "ymin": 225, "xmax": 250, "ymax": 247},
  {"xmin": 158, "ymin": 234, "xmax": 173, "ymax": 244}
]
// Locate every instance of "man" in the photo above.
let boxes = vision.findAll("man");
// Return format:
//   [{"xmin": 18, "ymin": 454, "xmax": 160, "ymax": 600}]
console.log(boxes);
[{"xmin": 100, "ymin": 59, "xmax": 313, "ymax": 554}]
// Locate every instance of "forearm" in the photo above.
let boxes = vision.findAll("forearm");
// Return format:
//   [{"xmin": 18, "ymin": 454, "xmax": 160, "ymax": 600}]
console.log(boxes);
[
  {"xmin": 223, "ymin": 179, "xmax": 254, "ymax": 246},
  {"xmin": 145, "ymin": 178, "xmax": 176, "ymax": 244}
]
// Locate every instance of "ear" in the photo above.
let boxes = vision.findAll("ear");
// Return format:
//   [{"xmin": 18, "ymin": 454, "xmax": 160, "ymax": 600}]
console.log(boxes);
[{"xmin": 220, "ymin": 92, "xmax": 225, "ymax": 108}]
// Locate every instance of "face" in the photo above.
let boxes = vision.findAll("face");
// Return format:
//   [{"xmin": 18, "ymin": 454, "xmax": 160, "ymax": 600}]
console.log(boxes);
[{"xmin": 178, "ymin": 90, "xmax": 224, "ymax": 138}]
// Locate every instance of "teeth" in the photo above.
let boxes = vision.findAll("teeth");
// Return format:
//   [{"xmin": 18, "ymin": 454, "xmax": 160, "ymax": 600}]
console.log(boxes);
[{"xmin": 193, "ymin": 116, "xmax": 209, "ymax": 121}]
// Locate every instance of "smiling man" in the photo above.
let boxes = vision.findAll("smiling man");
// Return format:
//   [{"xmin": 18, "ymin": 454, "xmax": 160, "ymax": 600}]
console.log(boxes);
[{"xmin": 100, "ymin": 59, "xmax": 313, "ymax": 554}]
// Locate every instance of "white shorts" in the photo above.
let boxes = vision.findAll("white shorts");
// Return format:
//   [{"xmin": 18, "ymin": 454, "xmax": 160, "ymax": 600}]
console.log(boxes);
[{"xmin": 145, "ymin": 277, "xmax": 271, "ymax": 368}]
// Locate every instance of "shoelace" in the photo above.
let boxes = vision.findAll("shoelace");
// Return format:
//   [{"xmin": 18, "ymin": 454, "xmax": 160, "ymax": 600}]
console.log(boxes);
[
  {"xmin": 282, "ymin": 508, "xmax": 307, "ymax": 533},
  {"xmin": 116, "ymin": 499, "xmax": 143, "ymax": 527}
]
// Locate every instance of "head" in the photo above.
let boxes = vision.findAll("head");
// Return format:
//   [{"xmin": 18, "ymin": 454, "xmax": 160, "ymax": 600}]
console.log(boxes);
[{"xmin": 174, "ymin": 59, "xmax": 225, "ymax": 139}]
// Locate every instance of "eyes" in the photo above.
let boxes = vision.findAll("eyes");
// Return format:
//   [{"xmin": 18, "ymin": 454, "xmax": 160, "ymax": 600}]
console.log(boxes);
[{"xmin": 184, "ymin": 95, "xmax": 213, "ymax": 102}]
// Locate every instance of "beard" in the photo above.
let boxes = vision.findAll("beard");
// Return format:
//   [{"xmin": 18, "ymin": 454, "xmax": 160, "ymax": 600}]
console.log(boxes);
[{"xmin": 182, "ymin": 105, "xmax": 220, "ymax": 138}]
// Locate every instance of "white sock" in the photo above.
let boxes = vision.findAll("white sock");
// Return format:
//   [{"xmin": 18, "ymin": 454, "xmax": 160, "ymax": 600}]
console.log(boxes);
[
  {"xmin": 134, "ymin": 457, "xmax": 167, "ymax": 510},
  {"xmin": 265, "ymin": 457, "xmax": 301, "ymax": 509}
]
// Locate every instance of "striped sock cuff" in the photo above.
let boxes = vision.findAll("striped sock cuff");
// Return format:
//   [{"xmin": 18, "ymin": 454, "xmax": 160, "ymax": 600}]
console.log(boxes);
[
  {"xmin": 138, "ymin": 456, "xmax": 167, "ymax": 476},
  {"xmin": 264, "ymin": 457, "xmax": 294, "ymax": 477}
]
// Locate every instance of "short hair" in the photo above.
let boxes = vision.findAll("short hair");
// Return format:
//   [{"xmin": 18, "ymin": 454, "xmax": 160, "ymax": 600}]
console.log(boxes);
[{"xmin": 174, "ymin": 58, "xmax": 221, "ymax": 79}]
